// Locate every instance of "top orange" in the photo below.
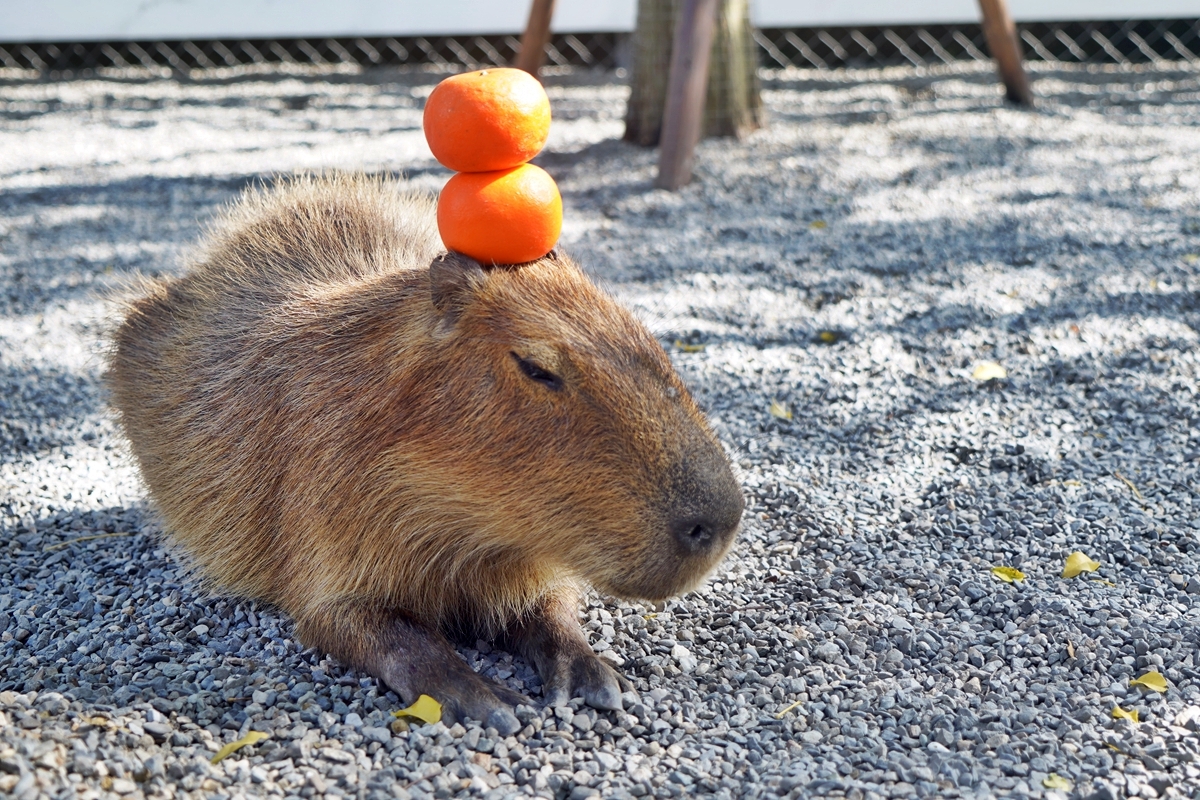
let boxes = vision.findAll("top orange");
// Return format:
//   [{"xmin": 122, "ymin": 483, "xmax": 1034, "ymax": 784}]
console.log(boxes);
[{"xmin": 423, "ymin": 68, "xmax": 552, "ymax": 173}]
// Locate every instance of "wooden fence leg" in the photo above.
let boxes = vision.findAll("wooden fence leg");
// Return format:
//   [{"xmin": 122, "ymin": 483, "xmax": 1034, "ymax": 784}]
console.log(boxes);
[
  {"xmin": 978, "ymin": 0, "xmax": 1034, "ymax": 106},
  {"xmin": 514, "ymin": 0, "xmax": 557, "ymax": 77},
  {"xmin": 655, "ymin": 0, "xmax": 720, "ymax": 190}
]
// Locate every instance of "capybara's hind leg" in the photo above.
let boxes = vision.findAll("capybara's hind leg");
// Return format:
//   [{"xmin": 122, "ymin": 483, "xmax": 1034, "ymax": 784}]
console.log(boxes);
[
  {"xmin": 503, "ymin": 587, "xmax": 633, "ymax": 711},
  {"xmin": 295, "ymin": 601, "xmax": 525, "ymax": 735}
]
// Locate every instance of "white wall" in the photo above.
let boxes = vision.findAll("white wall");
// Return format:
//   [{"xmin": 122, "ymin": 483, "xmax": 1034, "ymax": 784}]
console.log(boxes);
[
  {"xmin": 0, "ymin": 1, "xmax": 636, "ymax": 41},
  {"xmin": 3, "ymin": 0, "xmax": 1197, "ymax": 43},
  {"xmin": 754, "ymin": 1, "xmax": 1200, "ymax": 27}
]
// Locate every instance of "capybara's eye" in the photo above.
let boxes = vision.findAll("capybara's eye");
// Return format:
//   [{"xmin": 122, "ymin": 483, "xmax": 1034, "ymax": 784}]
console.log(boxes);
[{"xmin": 512, "ymin": 352, "xmax": 562, "ymax": 391}]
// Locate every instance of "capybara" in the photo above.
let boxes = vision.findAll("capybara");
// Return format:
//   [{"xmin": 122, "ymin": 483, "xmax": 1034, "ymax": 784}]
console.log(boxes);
[{"xmin": 108, "ymin": 174, "xmax": 743, "ymax": 733}]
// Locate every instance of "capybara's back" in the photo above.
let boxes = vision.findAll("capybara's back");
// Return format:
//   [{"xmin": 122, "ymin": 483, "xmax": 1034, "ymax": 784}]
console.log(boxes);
[{"xmin": 109, "ymin": 174, "xmax": 742, "ymax": 729}]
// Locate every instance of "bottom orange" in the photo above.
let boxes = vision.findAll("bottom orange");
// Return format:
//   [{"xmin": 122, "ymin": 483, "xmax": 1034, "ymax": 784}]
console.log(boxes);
[{"xmin": 437, "ymin": 163, "xmax": 563, "ymax": 266}]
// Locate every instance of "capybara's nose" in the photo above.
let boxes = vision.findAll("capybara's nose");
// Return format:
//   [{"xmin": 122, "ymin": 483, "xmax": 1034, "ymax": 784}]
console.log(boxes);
[{"xmin": 670, "ymin": 465, "xmax": 744, "ymax": 557}]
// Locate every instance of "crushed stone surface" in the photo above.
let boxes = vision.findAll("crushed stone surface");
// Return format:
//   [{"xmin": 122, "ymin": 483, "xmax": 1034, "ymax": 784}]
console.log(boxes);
[{"xmin": 2, "ymin": 61, "xmax": 1200, "ymax": 800}]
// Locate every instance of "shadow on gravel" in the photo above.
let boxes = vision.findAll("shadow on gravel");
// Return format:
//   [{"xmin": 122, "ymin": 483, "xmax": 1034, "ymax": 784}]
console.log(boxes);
[
  {"xmin": 0, "ymin": 174, "xmax": 260, "ymax": 315},
  {"xmin": 0, "ymin": 499, "xmax": 536, "ymax": 709},
  {"xmin": 0, "ymin": 167, "xmax": 476, "ymax": 314},
  {"xmin": 592, "ymin": 187, "xmax": 1198, "ymax": 336}
]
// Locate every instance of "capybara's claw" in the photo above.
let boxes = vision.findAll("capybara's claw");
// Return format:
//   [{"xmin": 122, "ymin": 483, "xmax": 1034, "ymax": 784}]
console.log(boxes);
[
  {"xmin": 436, "ymin": 677, "xmax": 528, "ymax": 735},
  {"xmin": 541, "ymin": 651, "xmax": 625, "ymax": 712},
  {"xmin": 583, "ymin": 680, "xmax": 622, "ymax": 712},
  {"xmin": 486, "ymin": 708, "xmax": 521, "ymax": 736},
  {"xmin": 579, "ymin": 657, "xmax": 625, "ymax": 711}
]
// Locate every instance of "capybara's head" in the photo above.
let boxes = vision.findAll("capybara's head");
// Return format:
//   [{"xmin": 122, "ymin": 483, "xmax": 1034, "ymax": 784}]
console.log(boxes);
[{"xmin": 403, "ymin": 250, "xmax": 743, "ymax": 601}]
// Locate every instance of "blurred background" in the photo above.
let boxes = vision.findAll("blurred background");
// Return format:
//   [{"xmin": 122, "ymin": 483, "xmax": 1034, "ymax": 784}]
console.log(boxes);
[{"xmin": 3, "ymin": 1, "xmax": 1199, "ymax": 75}]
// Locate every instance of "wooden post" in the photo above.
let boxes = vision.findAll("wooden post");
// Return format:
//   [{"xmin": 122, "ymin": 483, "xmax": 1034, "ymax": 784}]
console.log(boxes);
[
  {"xmin": 514, "ymin": 0, "xmax": 557, "ymax": 77},
  {"xmin": 978, "ymin": 0, "xmax": 1034, "ymax": 106},
  {"xmin": 625, "ymin": 0, "xmax": 762, "ymax": 147},
  {"xmin": 655, "ymin": 0, "xmax": 719, "ymax": 189}
]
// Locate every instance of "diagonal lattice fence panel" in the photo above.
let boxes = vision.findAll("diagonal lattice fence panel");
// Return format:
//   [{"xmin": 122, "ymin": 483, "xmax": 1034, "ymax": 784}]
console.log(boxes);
[
  {"xmin": 0, "ymin": 33, "xmax": 627, "ymax": 76},
  {"xmin": 0, "ymin": 19, "xmax": 1197, "ymax": 78},
  {"xmin": 754, "ymin": 19, "xmax": 1200, "ymax": 70}
]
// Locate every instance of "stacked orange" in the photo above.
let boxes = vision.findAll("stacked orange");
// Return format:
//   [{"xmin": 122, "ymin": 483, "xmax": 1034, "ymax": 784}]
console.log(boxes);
[{"xmin": 423, "ymin": 68, "xmax": 562, "ymax": 265}]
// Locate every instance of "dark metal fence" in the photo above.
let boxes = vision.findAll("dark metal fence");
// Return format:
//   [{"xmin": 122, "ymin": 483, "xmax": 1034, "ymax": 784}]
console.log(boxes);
[
  {"xmin": 0, "ymin": 33, "xmax": 624, "ymax": 77},
  {"xmin": 1, "ymin": 19, "xmax": 1197, "ymax": 78},
  {"xmin": 755, "ymin": 18, "xmax": 1200, "ymax": 70}
]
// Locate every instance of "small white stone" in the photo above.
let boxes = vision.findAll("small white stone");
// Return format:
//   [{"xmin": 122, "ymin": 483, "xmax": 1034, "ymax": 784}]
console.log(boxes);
[{"xmin": 670, "ymin": 644, "xmax": 697, "ymax": 673}]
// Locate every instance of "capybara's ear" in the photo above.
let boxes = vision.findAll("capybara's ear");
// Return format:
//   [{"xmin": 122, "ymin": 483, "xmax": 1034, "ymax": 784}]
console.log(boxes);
[{"xmin": 429, "ymin": 250, "xmax": 486, "ymax": 328}]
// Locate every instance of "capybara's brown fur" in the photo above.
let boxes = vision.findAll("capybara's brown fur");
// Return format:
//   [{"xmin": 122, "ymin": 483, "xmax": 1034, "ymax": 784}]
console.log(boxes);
[{"xmin": 108, "ymin": 174, "xmax": 743, "ymax": 728}]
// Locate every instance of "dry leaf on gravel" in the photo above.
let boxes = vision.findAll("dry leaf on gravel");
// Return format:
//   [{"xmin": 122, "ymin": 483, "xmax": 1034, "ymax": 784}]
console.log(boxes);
[
  {"xmin": 971, "ymin": 362, "xmax": 1007, "ymax": 381},
  {"xmin": 1131, "ymin": 672, "xmax": 1169, "ymax": 693},
  {"xmin": 211, "ymin": 730, "xmax": 269, "ymax": 764},
  {"xmin": 1062, "ymin": 551, "xmax": 1100, "ymax": 578},
  {"xmin": 392, "ymin": 694, "xmax": 442, "ymax": 724},
  {"xmin": 44, "ymin": 531, "xmax": 136, "ymax": 552},
  {"xmin": 674, "ymin": 340, "xmax": 705, "ymax": 353},
  {"xmin": 769, "ymin": 400, "xmax": 792, "ymax": 420},
  {"xmin": 1113, "ymin": 471, "xmax": 1145, "ymax": 501},
  {"xmin": 775, "ymin": 700, "xmax": 803, "ymax": 719},
  {"xmin": 1111, "ymin": 707, "xmax": 1140, "ymax": 723},
  {"xmin": 990, "ymin": 566, "xmax": 1025, "ymax": 583},
  {"xmin": 1043, "ymin": 774, "xmax": 1073, "ymax": 790}
]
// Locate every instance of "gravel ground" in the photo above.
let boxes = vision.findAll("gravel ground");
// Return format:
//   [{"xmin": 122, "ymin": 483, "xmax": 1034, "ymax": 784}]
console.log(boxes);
[{"xmin": 2, "ymin": 60, "xmax": 1200, "ymax": 800}]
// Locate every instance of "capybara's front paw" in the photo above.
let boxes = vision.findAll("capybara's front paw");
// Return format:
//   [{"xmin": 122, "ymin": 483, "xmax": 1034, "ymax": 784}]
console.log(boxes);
[
  {"xmin": 423, "ymin": 671, "xmax": 527, "ymax": 735},
  {"xmin": 542, "ymin": 651, "xmax": 632, "ymax": 711},
  {"xmin": 370, "ymin": 628, "xmax": 529, "ymax": 736}
]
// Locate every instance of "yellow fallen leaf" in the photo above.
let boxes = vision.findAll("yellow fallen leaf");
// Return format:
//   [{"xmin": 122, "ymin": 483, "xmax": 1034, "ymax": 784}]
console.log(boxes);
[
  {"xmin": 392, "ymin": 694, "xmax": 442, "ymax": 724},
  {"xmin": 1131, "ymin": 671, "xmax": 1168, "ymax": 693},
  {"xmin": 1111, "ymin": 707, "xmax": 1140, "ymax": 723},
  {"xmin": 674, "ymin": 340, "xmax": 705, "ymax": 353},
  {"xmin": 990, "ymin": 566, "xmax": 1025, "ymax": 583},
  {"xmin": 1043, "ymin": 773, "xmax": 1073, "ymax": 791},
  {"xmin": 1062, "ymin": 551, "xmax": 1100, "ymax": 578},
  {"xmin": 809, "ymin": 220, "xmax": 827, "ymax": 230},
  {"xmin": 774, "ymin": 699, "xmax": 803, "ymax": 719},
  {"xmin": 1092, "ymin": 578, "xmax": 1116, "ymax": 587},
  {"xmin": 1184, "ymin": 254, "xmax": 1200, "ymax": 264},
  {"xmin": 769, "ymin": 400, "xmax": 793, "ymax": 421},
  {"xmin": 1062, "ymin": 480, "xmax": 1082, "ymax": 487},
  {"xmin": 211, "ymin": 730, "xmax": 269, "ymax": 764},
  {"xmin": 817, "ymin": 330, "xmax": 838, "ymax": 344},
  {"xmin": 972, "ymin": 362, "xmax": 1007, "ymax": 381}
]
